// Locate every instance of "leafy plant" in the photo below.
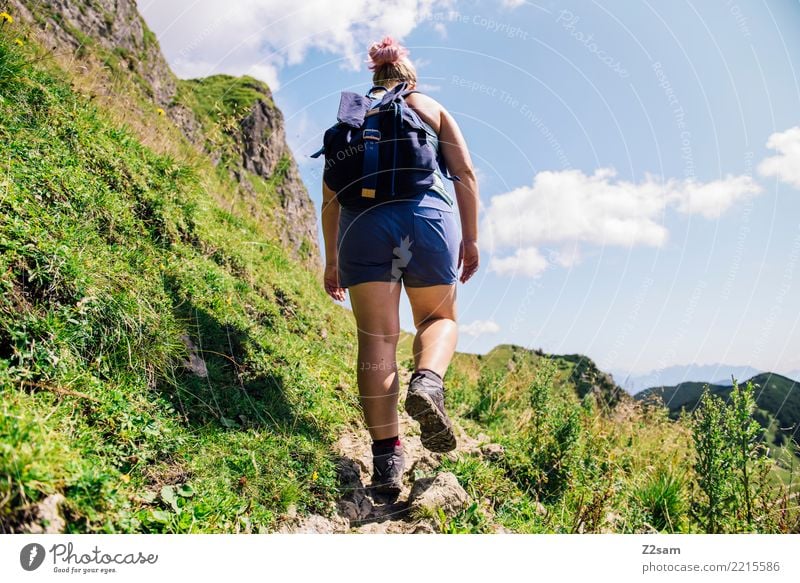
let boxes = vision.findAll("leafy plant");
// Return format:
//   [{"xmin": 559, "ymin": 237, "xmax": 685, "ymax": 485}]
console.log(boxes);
[
  {"xmin": 633, "ymin": 468, "xmax": 687, "ymax": 532},
  {"xmin": 690, "ymin": 379, "xmax": 770, "ymax": 532}
]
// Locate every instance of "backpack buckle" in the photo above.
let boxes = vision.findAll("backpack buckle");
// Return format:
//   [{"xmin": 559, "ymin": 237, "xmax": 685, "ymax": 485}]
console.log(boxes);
[{"xmin": 363, "ymin": 128, "xmax": 381, "ymax": 141}]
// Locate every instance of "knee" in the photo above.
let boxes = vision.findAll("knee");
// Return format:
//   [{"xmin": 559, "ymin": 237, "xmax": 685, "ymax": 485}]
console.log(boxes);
[
  {"xmin": 415, "ymin": 314, "xmax": 456, "ymax": 329},
  {"xmin": 357, "ymin": 329, "xmax": 400, "ymax": 346}
]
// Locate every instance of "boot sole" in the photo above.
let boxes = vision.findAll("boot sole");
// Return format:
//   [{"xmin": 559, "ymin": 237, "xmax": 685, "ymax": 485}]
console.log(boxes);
[
  {"xmin": 371, "ymin": 480, "xmax": 403, "ymax": 496},
  {"xmin": 404, "ymin": 390, "xmax": 457, "ymax": 453}
]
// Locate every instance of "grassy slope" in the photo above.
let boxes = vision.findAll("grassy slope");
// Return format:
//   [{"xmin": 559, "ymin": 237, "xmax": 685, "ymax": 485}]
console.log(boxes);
[
  {"xmin": 636, "ymin": 373, "xmax": 800, "ymax": 455},
  {"xmin": 438, "ymin": 344, "xmax": 703, "ymax": 532},
  {"xmin": 0, "ymin": 20, "xmax": 361, "ymax": 533}
]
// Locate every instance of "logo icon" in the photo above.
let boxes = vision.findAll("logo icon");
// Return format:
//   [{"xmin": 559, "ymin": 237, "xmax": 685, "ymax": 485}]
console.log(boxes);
[
  {"xmin": 391, "ymin": 235, "xmax": 413, "ymax": 284},
  {"xmin": 20, "ymin": 543, "xmax": 46, "ymax": 571}
]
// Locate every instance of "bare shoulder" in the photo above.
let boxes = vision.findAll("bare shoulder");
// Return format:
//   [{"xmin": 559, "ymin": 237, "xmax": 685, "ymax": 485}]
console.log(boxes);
[{"xmin": 405, "ymin": 91, "xmax": 445, "ymax": 133}]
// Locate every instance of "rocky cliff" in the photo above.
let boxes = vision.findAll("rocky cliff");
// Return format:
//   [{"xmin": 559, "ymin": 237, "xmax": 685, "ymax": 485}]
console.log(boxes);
[{"xmin": 9, "ymin": 0, "xmax": 319, "ymax": 265}]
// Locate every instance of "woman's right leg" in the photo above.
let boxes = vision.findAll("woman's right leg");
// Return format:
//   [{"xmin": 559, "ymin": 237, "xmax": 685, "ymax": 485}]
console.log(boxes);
[{"xmin": 403, "ymin": 282, "xmax": 459, "ymax": 452}]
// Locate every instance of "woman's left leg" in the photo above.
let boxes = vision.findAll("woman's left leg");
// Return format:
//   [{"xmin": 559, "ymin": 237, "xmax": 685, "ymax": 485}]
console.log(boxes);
[{"xmin": 348, "ymin": 281, "xmax": 402, "ymax": 440}]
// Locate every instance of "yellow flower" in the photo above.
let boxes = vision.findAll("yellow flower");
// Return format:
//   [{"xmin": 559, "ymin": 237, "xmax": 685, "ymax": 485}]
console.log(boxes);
[
  {"xmin": 120, "ymin": 474, "xmax": 131, "ymax": 483},
  {"xmin": 0, "ymin": 12, "xmax": 13, "ymax": 24},
  {"xmin": 311, "ymin": 471, "xmax": 319, "ymax": 481},
  {"xmin": 156, "ymin": 107, "xmax": 165, "ymax": 116},
  {"xmin": 14, "ymin": 38, "xmax": 23, "ymax": 47}
]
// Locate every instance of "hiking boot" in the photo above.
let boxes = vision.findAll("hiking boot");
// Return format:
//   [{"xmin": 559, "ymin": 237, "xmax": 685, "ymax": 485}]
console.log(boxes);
[
  {"xmin": 371, "ymin": 443, "xmax": 404, "ymax": 496},
  {"xmin": 404, "ymin": 369, "xmax": 457, "ymax": 453}
]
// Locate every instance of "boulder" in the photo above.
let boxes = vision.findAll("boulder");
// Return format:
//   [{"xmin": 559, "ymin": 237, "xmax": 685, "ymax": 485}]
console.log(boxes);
[
  {"xmin": 408, "ymin": 472, "xmax": 468, "ymax": 517},
  {"xmin": 18, "ymin": 494, "xmax": 66, "ymax": 534},
  {"xmin": 480, "ymin": 443, "xmax": 505, "ymax": 462},
  {"xmin": 277, "ymin": 514, "xmax": 349, "ymax": 534}
]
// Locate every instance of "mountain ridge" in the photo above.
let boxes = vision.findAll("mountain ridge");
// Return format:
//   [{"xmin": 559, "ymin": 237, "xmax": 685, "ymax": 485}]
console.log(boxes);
[{"xmin": 635, "ymin": 371, "xmax": 800, "ymax": 455}]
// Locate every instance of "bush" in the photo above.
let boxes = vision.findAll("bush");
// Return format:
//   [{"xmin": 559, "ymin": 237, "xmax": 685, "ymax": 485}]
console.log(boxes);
[
  {"xmin": 503, "ymin": 358, "xmax": 582, "ymax": 502},
  {"xmin": 690, "ymin": 378, "xmax": 771, "ymax": 532}
]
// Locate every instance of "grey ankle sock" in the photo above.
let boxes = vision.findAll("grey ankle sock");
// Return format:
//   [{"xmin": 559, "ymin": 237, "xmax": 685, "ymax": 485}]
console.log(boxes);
[{"xmin": 412, "ymin": 368, "xmax": 443, "ymax": 384}]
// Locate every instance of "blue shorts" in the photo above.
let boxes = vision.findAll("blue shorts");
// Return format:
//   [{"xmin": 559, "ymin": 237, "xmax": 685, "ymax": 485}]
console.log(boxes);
[{"xmin": 337, "ymin": 195, "xmax": 460, "ymax": 288}]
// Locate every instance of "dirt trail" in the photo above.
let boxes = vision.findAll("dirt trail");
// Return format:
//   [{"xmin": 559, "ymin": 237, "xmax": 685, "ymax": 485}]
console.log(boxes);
[{"xmin": 280, "ymin": 366, "xmax": 496, "ymax": 533}]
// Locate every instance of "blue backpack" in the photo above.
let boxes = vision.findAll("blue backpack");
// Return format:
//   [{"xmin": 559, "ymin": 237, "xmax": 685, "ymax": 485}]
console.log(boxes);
[{"xmin": 310, "ymin": 81, "xmax": 459, "ymax": 209}]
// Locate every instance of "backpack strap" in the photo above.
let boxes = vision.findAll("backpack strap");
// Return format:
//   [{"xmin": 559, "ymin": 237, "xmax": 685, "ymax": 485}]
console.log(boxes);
[
  {"xmin": 359, "ymin": 83, "xmax": 411, "ymax": 198},
  {"xmin": 359, "ymin": 93, "xmax": 385, "ymax": 199},
  {"xmin": 398, "ymin": 87, "xmax": 461, "ymax": 183}
]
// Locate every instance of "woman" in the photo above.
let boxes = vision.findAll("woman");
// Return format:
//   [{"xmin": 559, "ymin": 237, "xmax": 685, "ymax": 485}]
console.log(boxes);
[{"xmin": 320, "ymin": 36, "xmax": 480, "ymax": 495}]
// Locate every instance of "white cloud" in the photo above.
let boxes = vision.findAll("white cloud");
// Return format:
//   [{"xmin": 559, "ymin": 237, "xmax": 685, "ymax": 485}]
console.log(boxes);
[
  {"xmin": 501, "ymin": 0, "xmax": 526, "ymax": 8},
  {"xmin": 672, "ymin": 174, "xmax": 761, "ymax": 218},
  {"xmin": 758, "ymin": 126, "xmax": 800, "ymax": 188},
  {"xmin": 432, "ymin": 21, "xmax": 448, "ymax": 38},
  {"xmin": 137, "ymin": 0, "xmax": 453, "ymax": 90},
  {"xmin": 489, "ymin": 246, "xmax": 549, "ymax": 277},
  {"xmin": 459, "ymin": 319, "xmax": 501, "ymax": 337},
  {"xmin": 483, "ymin": 167, "xmax": 762, "ymax": 277}
]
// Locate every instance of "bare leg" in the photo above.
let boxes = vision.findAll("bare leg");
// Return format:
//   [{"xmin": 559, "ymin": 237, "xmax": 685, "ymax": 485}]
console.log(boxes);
[
  {"xmin": 405, "ymin": 283, "xmax": 458, "ymax": 378},
  {"xmin": 348, "ymin": 281, "xmax": 402, "ymax": 440}
]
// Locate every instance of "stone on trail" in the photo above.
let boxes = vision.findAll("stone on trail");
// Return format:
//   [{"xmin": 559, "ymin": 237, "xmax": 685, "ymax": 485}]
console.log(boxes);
[{"xmin": 408, "ymin": 472, "xmax": 469, "ymax": 518}]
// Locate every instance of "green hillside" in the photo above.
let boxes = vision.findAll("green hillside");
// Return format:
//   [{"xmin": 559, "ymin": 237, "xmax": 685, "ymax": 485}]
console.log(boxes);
[
  {"xmin": 636, "ymin": 373, "xmax": 800, "ymax": 453},
  {"xmin": 0, "ymin": 14, "xmax": 360, "ymax": 532}
]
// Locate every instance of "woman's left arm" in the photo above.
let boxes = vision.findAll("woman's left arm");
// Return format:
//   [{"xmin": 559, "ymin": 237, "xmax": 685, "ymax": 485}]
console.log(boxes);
[{"xmin": 321, "ymin": 180, "xmax": 346, "ymax": 301}]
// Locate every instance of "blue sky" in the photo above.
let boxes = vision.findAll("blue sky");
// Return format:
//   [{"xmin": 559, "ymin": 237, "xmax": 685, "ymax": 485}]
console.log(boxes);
[{"xmin": 138, "ymin": 0, "xmax": 800, "ymax": 377}]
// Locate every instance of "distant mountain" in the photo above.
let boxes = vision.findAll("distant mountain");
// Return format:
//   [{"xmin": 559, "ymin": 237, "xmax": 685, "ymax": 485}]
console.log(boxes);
[
  {"xmin": 784, "ymin": 369, "xmax": 800, "ymax": 383},
  {"xmin": 635, "ymin": 372, "xmax": 800, "ymax": 450},
  {"xmin": 611, "ymin": 363, "xmax": 764, "ymax": 394}
]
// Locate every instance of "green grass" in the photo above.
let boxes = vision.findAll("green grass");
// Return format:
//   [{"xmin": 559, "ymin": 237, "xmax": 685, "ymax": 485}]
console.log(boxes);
[
  {"xmin": 0, "ymin": 22, "xmax": 360, "ymax": 533},
  {"xmin": 444, "ymin": 347, "xmax": 799, "ymax": 533}
]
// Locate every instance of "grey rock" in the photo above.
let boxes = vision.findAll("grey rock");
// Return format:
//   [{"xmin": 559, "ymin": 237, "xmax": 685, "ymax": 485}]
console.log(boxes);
[
  {"xmin": 180, "ymin": 334, "xmax": 208, "ymax": 378},
  {"xmin": 480, "ymin": 443, "xmax": 505, "ymax": 462},
  {"xmin": 408, "ymin": 472, "xmax": 469, "ymax": 518},
  {"xmin": 412, "ymin": 521, "xmax": 437, "ymax": 534},
  {"xmin": 11, "ymin": 0, "xmax": 175, "ymax": 105},
  {"xmin": 278, "ymin": 514, "xmax": 349, "ymax": 534},
  {"xmin": 19, "ymin": 493, "xmax": 66, "ymax": 534},
  {"xmin": 409, "ymin": 451, "xmax": 439, "ymax": 477}
]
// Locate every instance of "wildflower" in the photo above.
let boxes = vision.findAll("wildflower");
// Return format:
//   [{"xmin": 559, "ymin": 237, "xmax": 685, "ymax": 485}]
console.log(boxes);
[
  {"xmin": 311, "ymin": 471, "xmax": 319, "ymax": 481},
  {"xmin": 120, "ymin": 474, "xmax": 131, "ymax": 484},
  {"xmin": 0, "ymin": 12, "xmax": 13, "ymax": 24},
  {"xmin": 14, "ymin": 38, "xmax": 23, "ymax": 47},
  {"xmin": 156, "ymin": 107, "xmax": 165, "ymax": 116}
]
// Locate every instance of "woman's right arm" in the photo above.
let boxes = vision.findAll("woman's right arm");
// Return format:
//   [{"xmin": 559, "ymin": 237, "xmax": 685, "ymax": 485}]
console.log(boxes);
[
  {"xmin": 438, "ymin": 107, "xmax": 480, "ymax": 283},
  {"xmin": 321, "ymin": 179, "xmax": 346, "ymax": 301}
]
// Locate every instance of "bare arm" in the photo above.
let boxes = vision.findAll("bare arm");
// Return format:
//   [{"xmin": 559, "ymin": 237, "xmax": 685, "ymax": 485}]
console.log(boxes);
[
  {"xmin": 438, "ymin": 107, "xmax": 479, "ymax": 241},
  {"xmin": 321, "ymin": 179, "xmax": 340, "ymax": 265},
  {"xmin": 321, "ymin": 179, "xmax": 345, "ymax": 301}
]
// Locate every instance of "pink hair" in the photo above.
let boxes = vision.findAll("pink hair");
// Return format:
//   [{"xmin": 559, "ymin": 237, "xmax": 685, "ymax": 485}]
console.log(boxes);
[{"xmin": 366, "ymin": 36, "xmax": 410, "ymax": 71}]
